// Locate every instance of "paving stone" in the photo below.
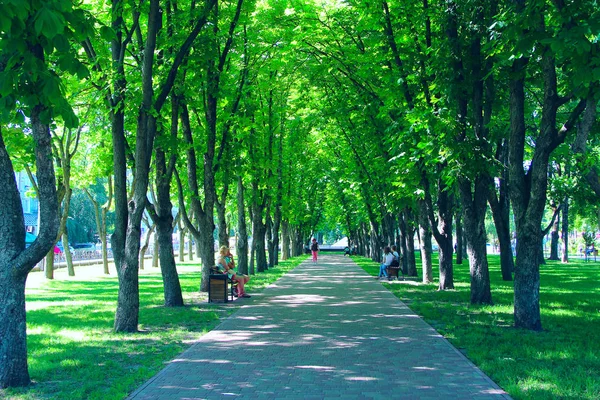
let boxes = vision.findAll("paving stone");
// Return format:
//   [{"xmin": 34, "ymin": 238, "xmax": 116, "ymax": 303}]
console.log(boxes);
[{"xmin": 127, "ymin": 255, "xmax": 511, "ymax": 399}]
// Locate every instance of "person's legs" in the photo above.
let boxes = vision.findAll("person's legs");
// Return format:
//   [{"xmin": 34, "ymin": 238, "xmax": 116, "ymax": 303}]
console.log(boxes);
[
  {"xmin": 234, "ymin": 275, "xmax": 251, "ymax": 297},
  {"xmin": 378, "ymin": 264, "xmax": 387, "ymax": 278},
  {"xmin": 312, "ymin": 250, "xmax": 317, "ymax": 262}
]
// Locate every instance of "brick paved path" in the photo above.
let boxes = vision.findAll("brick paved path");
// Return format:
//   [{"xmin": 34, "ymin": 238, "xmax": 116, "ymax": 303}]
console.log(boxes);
[{"xmin": 128, "ymin": 254, "xmax": 510, "ymax": 399}]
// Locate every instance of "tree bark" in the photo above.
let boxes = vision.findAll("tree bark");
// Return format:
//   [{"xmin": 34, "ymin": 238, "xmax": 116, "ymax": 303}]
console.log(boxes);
[
  {"xmin": 422, "ymin": 170, "xmax": 454, "ymax": 290},
  {"xmin": 252, "ymin": 184, "xmax": 268, "ymax": 273},
  {"xmin": 460, "ymin": 177, "xmax": 492, "ymax": 305},
  {"xmin": 404, "ymin": 209, "xmax": 417, "ymax": 276},
  {"xmin": 418, "ymin": 200, "xmax": 433, "ymax": 283},
  {"xmin": 398, "ymin": 212, "xmax": 409, "ymax": 275},
  {"xmin": 455, "ymin": 210, "xmax": 463, "ymax": 264},
  {"xmin": 488, "ymin": 153, "xmax": 514, "ymax": 281},
  {"xmin": 508, "ymin": 40, "xmax": 586, "ymax": 330},
  {"xmin": 236, "ymin": 176, "xmax": 249, "ymax": 275},
  {"xmin": 561, "ymin": 198, "xmax": 569, "ymax": 263},
  {"xmin": 549, "ymin": 210, "xmax": 560, "ymax": 260},
  {"xmin": 0, "ymin": 105, "xmax": 59, "ymax": 388},
  {"xmin": 281, "ymin": 220, "xmax": 290, "ymax": 260}
]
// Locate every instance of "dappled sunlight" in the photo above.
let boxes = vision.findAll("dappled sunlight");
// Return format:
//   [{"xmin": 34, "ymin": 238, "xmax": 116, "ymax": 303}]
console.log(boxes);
[
  {"xmin": 123, "ymin": 255, "xmax": 512, "ymax": 399},
  {"xmin": 268, "ymin": 294, "xmax": 334, "ymax": 305}
]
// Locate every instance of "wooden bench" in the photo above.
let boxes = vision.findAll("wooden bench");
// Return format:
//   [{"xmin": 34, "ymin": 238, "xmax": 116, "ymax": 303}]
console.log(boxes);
[
  {"xmin": 387, "ymin": 262, "xmax": 403, "ymax": 280},
  {"xmin": 208, "ymin": 267, "xmax": 238, "ymax": 303}
]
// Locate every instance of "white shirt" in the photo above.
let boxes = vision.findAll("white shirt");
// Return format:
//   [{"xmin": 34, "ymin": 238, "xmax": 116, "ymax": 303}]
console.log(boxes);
[{"xmin": 383, "ymin": 252, "xmax": 394, "ymax": 266}]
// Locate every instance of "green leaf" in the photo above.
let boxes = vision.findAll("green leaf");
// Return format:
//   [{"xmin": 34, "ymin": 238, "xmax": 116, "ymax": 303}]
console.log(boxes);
[{"xmin": 34, "ymin": 7, "xmax": 65, "ymax": 39}]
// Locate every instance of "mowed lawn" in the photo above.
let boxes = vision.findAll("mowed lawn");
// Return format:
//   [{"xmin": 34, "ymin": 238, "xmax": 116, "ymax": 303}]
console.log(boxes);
[
  {"xmin": 2, "ymin": 257, "xmax": 304, "ymax": 400},
  {"xmin": 356, "ymin": 253, "xmax": 600, "ymax": 400}
]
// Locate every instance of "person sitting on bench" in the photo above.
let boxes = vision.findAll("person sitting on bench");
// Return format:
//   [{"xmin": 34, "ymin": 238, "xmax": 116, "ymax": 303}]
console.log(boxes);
[
  {"xmin": 377, "ymin": 246, "xmax": 393, "ymax": 280},
  {"xmin": 217, "ymin": 246, "xmax": 251, "ymax": 298}
]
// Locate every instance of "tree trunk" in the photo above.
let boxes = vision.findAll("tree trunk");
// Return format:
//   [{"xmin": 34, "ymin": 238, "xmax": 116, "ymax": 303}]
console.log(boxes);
[
  {"xmin": 152, "ymin": 233, "xmax": 159, "ymax": 268},
  {"xmin": 460, "ymin": 177, "xmax": 492, "ymax": 305},
  {"xmin": 405, "ymin": 209, "xmax": 417, "ymax": 276},
  {"xmin": 281, "ymin": 220, "xmax": 290, "ymax": 260},
  {"xmin": 0, "ymin": 104, "xmax": 59, "ymax": 388},
  {"xmin": 488, "ymin": 175, "xmax": 514, "ymax": 281},
  {"xmin": 151, "ymin": 94, "xmax": 184, "ymax": 307},
  {"xmin": 253, "ymin": 215, "xmax": 267, "ymax": 273},
  {"xmin": 549, "ymin": 212, "xmax": 560, "ymax": 260},
  {"xmin": 0, "ymin": 275, "xmax": 29, "ymax": 387},
  {"xmin": 216, "ymin": 196, "xmax": 229, "ymax": 248},
  {"xmin": 236, "ymin": 176, "xmax": 249, "ymax": 275},
  {"xmin": 45, "ymin": 250, "xmax": 54, "ymax": 279},
  {"xmin": 188, "ymin": 236, "xmax": 194, "ymax": 261},
  {"xmin": 455, "ymin": 210, "xmax": 463, "ymax": 264},
  {"xmin": 179, "ymin": 226, "xmax": 185, "ymax": 262},
  {"xmin": 139, "ymin": 224, "xmax": 154, "ymax": 271},
  {"xmin": 422, "ymin": 171, "xmax": 454, "ymax": 290},
  {"xmin": 514, "ymin": 230, "xmax": 542, "ymax": 330},
  {"xmin": 561, "ymin": 198, "xmax": 569, "ymax": 263},
  {"xmin": 101, "ymin": 232, "xmax": 109, "ymax": 275},
  {"xmin": 156, "ymin": 216, "xmax": 183, "ymax": 307},
  {"xmin": 267, "ymin": 210, "xmax": 275, "ymax": 268},
  {"xmin": 63, "ymin": 231, "xmax": 75, "ymax": 276},
  {"xmin": 418, "ymin": 201, "xmax": 433, "ymax": 283},
  {"xmin": 398, "ymin": 212, "xmax": 409, "ymax": 275}
]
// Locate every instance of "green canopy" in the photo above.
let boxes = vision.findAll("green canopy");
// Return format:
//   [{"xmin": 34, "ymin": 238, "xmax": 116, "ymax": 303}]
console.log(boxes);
[{"xmin": 25, "ymin": 232, "xmax": 37, "ymax": 244}]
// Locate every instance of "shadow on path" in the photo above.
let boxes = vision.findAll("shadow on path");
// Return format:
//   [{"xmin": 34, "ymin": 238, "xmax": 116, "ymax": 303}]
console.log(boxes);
[{"xmin": 128, "ymin": 254, "xmax": 510, "ymax": 399}]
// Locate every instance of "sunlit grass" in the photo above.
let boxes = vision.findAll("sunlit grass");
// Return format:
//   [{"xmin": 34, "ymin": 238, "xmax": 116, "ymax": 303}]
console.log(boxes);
[
  {"xmin": 2, "ymin": 257, "xmax": 305, "ymax": 400},
  {"xmin": 354, "ymin": 253, "xmax": 600, "ymax": 400}
]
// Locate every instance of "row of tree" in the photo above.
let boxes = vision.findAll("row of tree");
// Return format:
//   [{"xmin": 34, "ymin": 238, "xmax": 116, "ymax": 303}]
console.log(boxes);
[{"xmin": 1, "ymin": 0, "xmax": 599, "ymax": 390}]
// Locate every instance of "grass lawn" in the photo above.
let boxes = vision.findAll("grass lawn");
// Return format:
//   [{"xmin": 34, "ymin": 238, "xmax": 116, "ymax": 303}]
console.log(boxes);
[
  {"xmin": 2, "ymin": 256, "xmax": 305, "ymax": 400},
  {"xmin": 355, "ymin": 253, "xmax": 600, "ymax": 399}
]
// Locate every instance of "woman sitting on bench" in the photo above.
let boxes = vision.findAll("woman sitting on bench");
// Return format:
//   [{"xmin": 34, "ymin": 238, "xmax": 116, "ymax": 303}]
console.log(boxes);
[{"xmin": 217, "ymin": 246, "xmax": 251, "ymax": 298}]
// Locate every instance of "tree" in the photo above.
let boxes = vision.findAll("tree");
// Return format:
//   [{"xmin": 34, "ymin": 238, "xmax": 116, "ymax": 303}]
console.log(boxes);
[{"xmin": 0, "ymin": 0, "xmax": 92, "ymax": 386}]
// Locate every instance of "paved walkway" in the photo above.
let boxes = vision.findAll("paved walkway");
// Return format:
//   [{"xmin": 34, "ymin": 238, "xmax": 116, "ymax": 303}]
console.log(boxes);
[{"xmin": 128, "ymin": 254, "xmax": 510, "ymax": 399}]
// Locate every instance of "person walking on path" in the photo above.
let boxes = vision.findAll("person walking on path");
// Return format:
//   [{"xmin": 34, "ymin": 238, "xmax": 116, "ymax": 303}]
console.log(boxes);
[{"xmin": 310, "ymin": 238, "xmax": 319, "ymax": 263}]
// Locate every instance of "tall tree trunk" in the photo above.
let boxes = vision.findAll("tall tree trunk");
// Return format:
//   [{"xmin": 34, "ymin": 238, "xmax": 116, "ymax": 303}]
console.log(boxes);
[
  {"xmin": 179, "ymin": 225, "xmax": 186, "ymax": 263},
  {"xmin": 155, "ymin": 215, "xmax": 183, "ymax": 306},
  {"xmin": 188, "ymin": 235, "xmax": 194, "ymax": 261},
  {"xmin": 405, "ymin": 209, "xmax": 417, "ymax": 276},
  {"xmin": 460, "ymin": 177, "xmax": 492, "ymax": 305},
  {"xmin": 63, "ymin": 230, "xmax": 75, "ymax": 276},
  {"xmin": 253, "ymin": 211, "xmax": 267, "ymax": 273},
  {"xmin": 45, "ymin": 250, "xmax": 54, "ymax": 279},
  {"xmin": 418, "ymin": 201, "xmax": 433, "ymax": 283},
  {"xmin": 0, "ymin": 104, "xmax": 59, "ymax": 388},
  {"xmin": 507, "ymin": 39, "xmax": 586, "ymax": 329},
  {"xmin": 216, "ymin": 193, "xmax": 229, "ymax": 248},
  {"xmin": 422, "ymin": 171, "xmax": 454, "ymax": 290},
  {"xmin": 561, "ymin": 198, "xmax": 569, "ymax": 263},
  {"xmin": 150, "ymin": 94, "xmax": 184, "ymax": 307},
  {"xmin": 455, "ymin": 210, "xmax": 463, "ymax": 264},
  {"xmin": 398, "ymin": 212, "xmax": 409, "ymax": 275},
  {"xmin": 488, "ymin": 171, "xmax": 514, "ymax": 281},
  {"xmin": 267, "ymin": 209, "xmax": 275, "ymax": 268},
  {"xmin": 236, "ymin": 176, "xmax": 249, "ymax": 275},
  {"xmin": 152, "ymin": 233, "xmax": 159, "ymax": 268},
  {"xmin": 281, "ymin": 220, "xmax": 290, "ymax": 260},
  {"xmin": 549, "ymin": 211, "xmax": 560, "ymax": 260}
]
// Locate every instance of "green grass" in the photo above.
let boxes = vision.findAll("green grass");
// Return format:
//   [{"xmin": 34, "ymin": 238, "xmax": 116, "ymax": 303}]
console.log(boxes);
[
  {"xmin": 2, "ymin": 256, "xmax": 306, "ymax": 400},
  {"xmin": 354, "ymin": 253, "xmax": 600, "ymax": 400}
]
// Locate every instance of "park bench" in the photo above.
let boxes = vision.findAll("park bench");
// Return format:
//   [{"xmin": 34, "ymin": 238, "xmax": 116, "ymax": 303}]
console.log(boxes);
[
  {"xmin": 387, "ymin": 264, "xmax": 403, "ymax": 280},
  {"xmin": 208, "ymin": 266, "xmax": 238, "ymax": 303}
]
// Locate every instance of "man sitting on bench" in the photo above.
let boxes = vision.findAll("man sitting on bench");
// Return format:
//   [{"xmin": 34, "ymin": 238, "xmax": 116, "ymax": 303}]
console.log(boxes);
[{"xmin": 217, "ymin": 246, "xmax": 251, "ymax": 298}]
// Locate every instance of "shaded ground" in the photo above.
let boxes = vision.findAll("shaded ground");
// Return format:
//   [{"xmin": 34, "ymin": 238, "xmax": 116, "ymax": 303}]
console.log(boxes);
[{"xmin": 128, "ymin": 254, "xmax": 510, "ymax": 399}]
